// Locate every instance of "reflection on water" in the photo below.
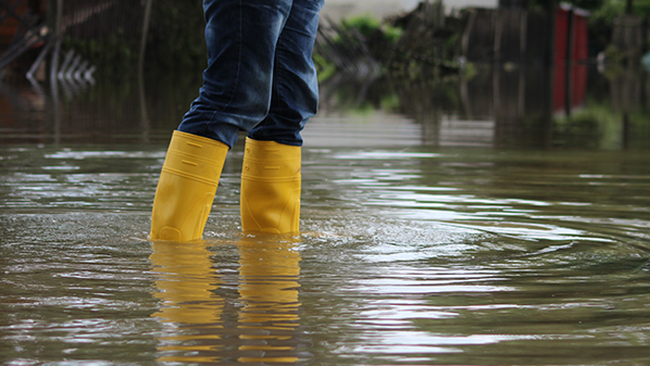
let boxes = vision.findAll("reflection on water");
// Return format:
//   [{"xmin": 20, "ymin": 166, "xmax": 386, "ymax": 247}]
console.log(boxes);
[
  {"xmin": 2, "ymin": 63, "xmax": 650, "ymax": 149},
  {"xmin": 313, "ymin": 65, "xmax": 650, "ymax": 150},
  {"xmin": 1, "ymin": 141, "xmax": 650, "ymax": 364},
  {"xmin": 1, "ymin": 63, "xmax": 650, "ymax": 364},
  {"xmin": 0, "ymin": 73, "xmax": 201, "ymax": 144},
  {"xmin": 149, "ymin": 236, "xmax": 304, "ymax": 364},
  {"xmin": 237, "ymin": 237, "xmax": 303, "ymax": 363},
  {"xmin": 150, "ymin": 240, "xmax": 225, "ymax": 363}
]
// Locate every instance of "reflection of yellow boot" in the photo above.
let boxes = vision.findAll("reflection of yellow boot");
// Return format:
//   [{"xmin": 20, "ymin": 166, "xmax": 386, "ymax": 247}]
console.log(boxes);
[
  {"xmin": 237, "ymin": 235, "xmax": 302, "ymax": 363},
  {"xmin": 240, "ymin": 138, "xmax": 301, "ymax": 234},
  {"xmin": 150, "ymin": 130, "xmax": 229, "ymax": 241},
  {"xmin": 150, "ymin": 240, "xmax": 224, "ymax": 363}
]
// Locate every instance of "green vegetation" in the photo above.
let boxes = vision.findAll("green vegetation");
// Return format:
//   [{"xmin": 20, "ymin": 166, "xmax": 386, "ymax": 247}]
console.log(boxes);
[
  {"xmin": 339, "ymin": 14, "xmax": 403, "ymax": 44},
  {"xmin": 63, "ymin": 33, "xmax": 137, "ymax": 75},
  {"xmin": 553, "ymin": 94, "xmax": 650, "ymax": 150},
  {"xmin": 146, "ymin": 0, "xmax": 206, "ymax": 73},
  {"xmin": 527, "ymin": 0, "xmax": 650, "ymax": 16},
  {"xmin": 313, "ymin": 53, "xmax": 337, "ymax": 82},
  {"xmin": 555, "ymin": 103, "xmax": 615, "ymax": 149},
  {"xmin": 60, "ymin": 0, "xmax": 206, "ymax": 76},
  {"xmin": 54, "ymin": 0, "xmax": 650, "ymax": 87},
  {"xmin": 316, "ymin": 9, "xmax": 466, "ymax": 81}
]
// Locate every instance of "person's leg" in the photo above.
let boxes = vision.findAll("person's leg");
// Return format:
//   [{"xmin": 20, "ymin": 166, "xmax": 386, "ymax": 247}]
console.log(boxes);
[
  {"xmin": 178, "ymin": 0, "xmax": 293, "ymax": 148},
  {"xmin": 247, "ymin": 0, "xmax": 324, "ymax": 146},
  {"xmin": 240, "ymin": 0, "xmax": 324, "ymax": 234},
  {"xmin": 151, "ymin": 0, "xmax": 293, "ymax": 241}
]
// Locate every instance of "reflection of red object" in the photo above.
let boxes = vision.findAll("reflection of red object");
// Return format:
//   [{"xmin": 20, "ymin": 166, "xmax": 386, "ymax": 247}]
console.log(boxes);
[{"xmin": 553, "ymin": 4, "xmax": 589, "ymax": 113}]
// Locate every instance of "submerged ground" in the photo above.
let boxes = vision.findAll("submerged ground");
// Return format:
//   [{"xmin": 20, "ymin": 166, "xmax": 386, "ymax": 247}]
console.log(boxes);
[{"xmin": 1, "ymin": 66, "xmax": 650, "ymax": 364}]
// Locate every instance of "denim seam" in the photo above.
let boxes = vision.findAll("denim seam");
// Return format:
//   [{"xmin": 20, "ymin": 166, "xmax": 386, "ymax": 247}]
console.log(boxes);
[
  {"xmin": 224, "ymin": 0, "xmax": 243, "ymax": 111},
  {"xmin": 195, "ymin": 1, "xmax": 242, "ymax": 138},
  {"xmin": 276, "ymin": 26, "xmax": 292, "ymax": 114},
  {"xmin": 273, "ymin": 36, "xmax": 283, "ymax": 112}
]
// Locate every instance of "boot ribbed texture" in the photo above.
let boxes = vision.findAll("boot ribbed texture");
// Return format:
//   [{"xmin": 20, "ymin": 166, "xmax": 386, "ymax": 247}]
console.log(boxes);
[
  {"xmin": 240, "ymin": 138, "xmax": 301, "ymax": 234},
  {"xmin": 150, "ymin": 130, "xmax": 228, "ymax": 241}
]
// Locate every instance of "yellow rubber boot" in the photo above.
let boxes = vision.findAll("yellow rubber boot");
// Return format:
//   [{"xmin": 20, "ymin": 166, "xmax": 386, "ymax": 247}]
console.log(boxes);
[
  {"xmin": 150, "ymin": 130, "xmax": 229, "ymax": 241},
  {"xmin": 240, "ymin": 138, "xmax": 301, "ymax": 234}
]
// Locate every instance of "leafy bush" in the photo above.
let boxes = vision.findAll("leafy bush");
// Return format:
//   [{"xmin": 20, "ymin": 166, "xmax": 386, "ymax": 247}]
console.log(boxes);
[{"xmin": 339, "ymin": 14, "xmax": 403, "ymax": 45}]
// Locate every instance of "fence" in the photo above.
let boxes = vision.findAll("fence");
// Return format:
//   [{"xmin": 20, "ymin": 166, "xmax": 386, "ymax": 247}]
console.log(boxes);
[
  {"xmin": 462, "ymin": 7, "xmax": 554, "ymax": 64},
  {"xmin": 0, "ymin": 0, "xmax": 151, "ymax": 80},
  {"xmin": 61, "ymin": 0, "xmax": 143, "ymax": 42},
  {"xmin": 463, "ymin": 5, "xmax": 589, "ymax": 116}
]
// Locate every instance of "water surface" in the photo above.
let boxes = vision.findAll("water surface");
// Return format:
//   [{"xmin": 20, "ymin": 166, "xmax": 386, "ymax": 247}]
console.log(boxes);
[
  {"xmin": 2, "ymin": 138, "xmax": 650, "ymax": 365},
  {"xmin": 2, "ymin": 67, "xmax": 650, "ymax": 364}
]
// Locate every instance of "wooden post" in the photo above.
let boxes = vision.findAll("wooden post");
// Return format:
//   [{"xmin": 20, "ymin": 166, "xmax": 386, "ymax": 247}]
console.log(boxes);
[
  {"xmin": 138, "ymin": 0, "xmax": 153, "ymax": 75},
  {"xmin": 461, "ymin": 9, "xmax": 476, "ymax": 60},
  {"xmin": 49, "ymin": 0, "xmax": 63, "ymax": 82},
  {"xmin": 494, "ymin": 9, "xmax": 502, "ymax": 64},
  {"xmin": 623, "ymin": 111, "xmax": 630, "ymax": 149},
  {"xmin": 565, "ymin": 6, "xmax": 574, "ymax": 117},
  {"xmin": 138, "ymin": 0, "xmax": 153, "ymax": 143},
  {"xmin": 542, "ymin": 0, "xmax": 558, "ymax": 149},
  {"xmin": 48, "ymin": 0, "xmax": 63, "ymax": 145},
  {"xmin": 493, "ymin": 9, "xmax": 502, "ymax": 121},
  {"xmin": 518, "ymin": 10, "xmax": 527, "ymax": 117}
]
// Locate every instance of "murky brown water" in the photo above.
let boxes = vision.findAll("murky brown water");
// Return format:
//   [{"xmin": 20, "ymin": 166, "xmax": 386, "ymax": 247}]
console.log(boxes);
[{"xmin": 1, "ymin": 68, "xmax": 650, "ymax": 365}]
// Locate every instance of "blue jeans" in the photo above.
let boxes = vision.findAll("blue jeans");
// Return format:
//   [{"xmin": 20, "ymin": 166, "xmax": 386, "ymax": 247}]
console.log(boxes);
[{"xmin": 177, "ymin": 0, "xmax": 324, "ymax": 149}]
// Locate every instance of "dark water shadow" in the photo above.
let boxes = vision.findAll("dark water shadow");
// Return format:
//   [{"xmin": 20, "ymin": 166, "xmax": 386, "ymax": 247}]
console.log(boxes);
[
  {"xmin": 318, "ymin": 61, "xmax": 650, "ymax": 150},
  {"xmin": 0, "ymin": 71, "xmax": 200, "ymax": 145},
  {"xmin": 1, "ymin": 63, "xmax": 650, "ymax": 150}
]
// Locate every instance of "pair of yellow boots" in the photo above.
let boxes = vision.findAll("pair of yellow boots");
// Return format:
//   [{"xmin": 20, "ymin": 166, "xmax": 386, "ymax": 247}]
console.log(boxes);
[{"xmin": 150, "ymin": 130, "xmax": 301, "ymax": 241}]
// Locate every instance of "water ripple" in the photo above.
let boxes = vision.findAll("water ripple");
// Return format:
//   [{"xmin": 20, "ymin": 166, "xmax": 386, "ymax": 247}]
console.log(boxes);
[{"xmin": 2, "ymin": 146, "xmax": 650, "ymax": 364}]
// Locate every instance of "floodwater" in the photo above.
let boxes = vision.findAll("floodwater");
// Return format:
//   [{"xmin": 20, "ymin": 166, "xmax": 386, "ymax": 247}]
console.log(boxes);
[{"xmin": 2, "ymin": 66, "xmax": 650, "ymax": 365}]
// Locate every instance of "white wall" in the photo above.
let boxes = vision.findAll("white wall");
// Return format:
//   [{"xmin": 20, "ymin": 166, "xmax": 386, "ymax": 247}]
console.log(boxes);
[{"xmin": 321, "ymin": 0, "xmax": 498, "ymax": 21}]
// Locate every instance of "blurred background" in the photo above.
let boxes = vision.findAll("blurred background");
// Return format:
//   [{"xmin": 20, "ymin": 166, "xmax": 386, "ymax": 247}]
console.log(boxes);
[
  {"xmin": 1, "ymin": 0, "xmax": 649, "ymax": 150},
  {"xmin": 2, "ymin": 3, "xmax": 650, "ymax": 364}
]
